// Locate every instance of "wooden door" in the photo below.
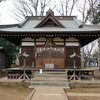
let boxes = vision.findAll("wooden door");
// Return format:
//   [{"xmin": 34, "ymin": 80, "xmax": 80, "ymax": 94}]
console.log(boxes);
[{"xmin": 36, "ymin": 47, "xmax": 64, "ymax": 69}]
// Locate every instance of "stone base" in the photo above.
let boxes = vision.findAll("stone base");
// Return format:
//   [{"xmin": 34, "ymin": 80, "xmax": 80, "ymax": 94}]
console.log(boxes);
[{"xmin": 45, "ymin": 64, "xmax": 54, "ymax": 69}]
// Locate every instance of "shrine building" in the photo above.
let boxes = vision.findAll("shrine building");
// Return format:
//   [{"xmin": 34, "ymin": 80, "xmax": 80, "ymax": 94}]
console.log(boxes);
[{"xmin": 0, "ymin": 9, "xmax": 100, "ymax": 69}]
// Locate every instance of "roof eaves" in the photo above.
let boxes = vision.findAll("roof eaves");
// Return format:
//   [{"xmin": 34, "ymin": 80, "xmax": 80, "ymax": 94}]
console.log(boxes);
[
  {"xmin": 0, "ymin": 29, "xmax": 100, "ymax": 34},
  {"xmin": 0, "ymin": 24, "xmax": 18, "ymax": 29},
  {"xmin": 83, "ymin": 24, "xmax": 100, "ymax": 29}
]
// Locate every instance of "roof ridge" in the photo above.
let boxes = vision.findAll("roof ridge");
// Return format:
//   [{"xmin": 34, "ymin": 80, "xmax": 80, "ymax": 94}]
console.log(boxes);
[
  {"xmin": 73, "ymin": 17, "xmax": 83, "ymax": 28},
  {"xmin": 18, "ymin": 17, "xmax": 29, "ymax": 28}
]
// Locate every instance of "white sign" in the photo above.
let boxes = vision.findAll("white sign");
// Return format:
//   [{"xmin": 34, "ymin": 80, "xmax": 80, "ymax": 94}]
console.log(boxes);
[
  {"xmin": 21, "ymin": 42, "xmax": 35, "ymax": 46},
  {"xmin": 40, "ymin": 69, "xmax": 42, "ymax": 74},
  {"xmin": 65, "ymin": 42, "xmax": 79, "ymax": 46}
]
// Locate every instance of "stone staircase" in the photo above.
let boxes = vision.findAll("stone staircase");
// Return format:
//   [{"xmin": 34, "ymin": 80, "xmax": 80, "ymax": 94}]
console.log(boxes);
[{"xmin": 28, "ymin": 69, "xmax": 70, "ymax": 87}]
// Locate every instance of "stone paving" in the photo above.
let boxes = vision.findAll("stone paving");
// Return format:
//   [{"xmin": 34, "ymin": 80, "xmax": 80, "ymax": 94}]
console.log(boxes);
[{"xmin": 29, "ymin": 86, "xmax": 69, "ymax": 100}]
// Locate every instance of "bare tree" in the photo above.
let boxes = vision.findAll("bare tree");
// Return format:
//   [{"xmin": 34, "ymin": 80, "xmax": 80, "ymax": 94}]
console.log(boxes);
[
  {"xmin": 69, "ymin": 0, "xmax": 78, "ymax": 15},
  {"xmin": 56, "ymin": 0, "xmax": 65, "ymax": 16},
  {"xmin": 0, "ymin": 0, "xmax": 4, "ymax": 2},
  {"xmin": 10, "ymin": 0, "xmax": 51, "ymax": 22},
  {"xmin": 0, "ymin": 0, "xmax": 9, "ymax": 2},
  {"xmin": 92, "ymin": 48, "xmax": 99, "ymax": 67},
  {"xmin": 40, "ymin": 0, "xmax": 51, "ymax": 16},
  {"xmin": 84, "ymin": 40, "xmax": 97, "ymax": 67},
  {"xmin": 87, "ymin": 0, "xmax": 98, "ymax": 17},
  {"xmin": 77, "ymin": 0, "xmax": 99, "ymax": 23},
  {"xmin": 85, "ymin": 0, "xmax": 98, "ymax": 23},
  {"xmin": 56, "ymin": 0, "xmax": 78, "ymax": 16},
  {"xmin": 78, "ymin": 0, "xmax": 87, "ymax": 22},
  {"xmin": 28, "ymin": 0, "xmax": 39, "ymax": 16},
  {"xmin": 9, "ymin": 0, "xmax": 34, "ymax": 22}
]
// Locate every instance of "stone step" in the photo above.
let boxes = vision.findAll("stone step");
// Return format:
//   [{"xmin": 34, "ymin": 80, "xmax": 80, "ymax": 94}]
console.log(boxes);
[
  {"xmin": 34, "ymin": 69, "xmax": 66, "ymax": 71},
  {"xmin": 34, "ymin": 71, "xmax": 67, "ymax": 74},
  {"xmin": 33, "ymin": 69, "xmax": 67, "ymax": 71},
  {"xmin": 29, "ymin": 70, "xmax": 69, "ymax": 87},
  {"xmin": 29, "ymin": 81, "xmax": 70, "ymax": 87},
  {"xmin": 34, "ymin": 74, "xmax": 67, "ymax": 77},
  {"xmin": 31, "ymin": 77, "xmax": 68, "ymax": 81},
  {"xmin": 34, "ymin": 70, "xmax": 67, "ymax": 78},
  {"xmin": 34, "ymin": 72, "xmax": 67, "ymax": 75}
]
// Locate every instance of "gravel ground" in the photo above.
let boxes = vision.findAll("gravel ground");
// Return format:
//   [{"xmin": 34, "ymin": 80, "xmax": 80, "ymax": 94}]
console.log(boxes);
[
  {"xmin": 68, "ymin": 96, "xmax": 100, "ymax": 100},
  {"xmin": 94, "ymin": 69, "xmax": 100, "ymax": 79},
  {"xmin": 65, "ymin": 88, "xmax": 100, "ymax": 100},
  {"xmin": 0, "ymin": 68, "xmax": 100, "ymax": 100},
  {"xmin": 65, "ymin": 69, "xmax": 100, "ymax": 100},
  {"xmin": 64, "ymin": 88, "xmax": 100, "ymax": 93},
  {"xmin": 0, "ymin": 86, "xmax": 32, "ymax": 100}
]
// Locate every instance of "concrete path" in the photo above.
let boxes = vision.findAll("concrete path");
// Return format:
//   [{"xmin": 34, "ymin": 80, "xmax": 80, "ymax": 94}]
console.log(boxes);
[{"xmin": 29, "ymin": 86, "xmax": 68, "ymax": 100}]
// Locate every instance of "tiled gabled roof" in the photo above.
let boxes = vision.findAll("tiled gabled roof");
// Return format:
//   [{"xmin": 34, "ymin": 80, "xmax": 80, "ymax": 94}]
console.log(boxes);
[{"xmin": 35, "ymin": 9, "xmax": 65, "ymax": 28}]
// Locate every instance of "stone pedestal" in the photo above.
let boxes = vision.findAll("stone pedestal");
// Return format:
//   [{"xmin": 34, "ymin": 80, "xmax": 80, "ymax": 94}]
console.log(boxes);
[{"xmin": 45, "ymin": 64, "xmax": 54, "ymax": 69}]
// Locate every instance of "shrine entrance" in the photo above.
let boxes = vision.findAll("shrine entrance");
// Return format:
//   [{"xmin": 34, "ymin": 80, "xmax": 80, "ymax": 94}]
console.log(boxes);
[{"xmin": 36, "ymin": 47, "xmax": 65, "ymax": 69}]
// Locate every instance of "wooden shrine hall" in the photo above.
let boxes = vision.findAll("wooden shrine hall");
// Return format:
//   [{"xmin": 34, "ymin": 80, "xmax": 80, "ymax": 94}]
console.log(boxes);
[{"xmin": 0, "ymin": 9, "xmax": 100, "ymax": 70}]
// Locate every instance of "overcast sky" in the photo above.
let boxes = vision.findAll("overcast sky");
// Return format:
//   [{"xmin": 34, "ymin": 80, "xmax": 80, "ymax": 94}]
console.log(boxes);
[
  {"xmin": 0, "ymin": 0, "xmax": 17, "ymax": 24},
  {"xmin": 0, "ymin": 0, "xmax": 83, "ymax": 25}
]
